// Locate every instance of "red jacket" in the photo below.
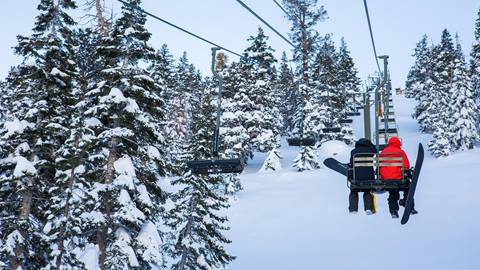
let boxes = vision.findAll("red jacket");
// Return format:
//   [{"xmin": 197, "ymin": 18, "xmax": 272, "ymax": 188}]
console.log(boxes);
[{"xmin": 379, "ymin": 137, "xmax": 410, "ymax": 180}]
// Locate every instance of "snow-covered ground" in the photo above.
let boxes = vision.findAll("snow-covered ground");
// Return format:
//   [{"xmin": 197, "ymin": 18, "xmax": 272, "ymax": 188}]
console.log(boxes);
[{"xmin": 226, "ymin": 96, "xmax": 480, "ymax": 270}]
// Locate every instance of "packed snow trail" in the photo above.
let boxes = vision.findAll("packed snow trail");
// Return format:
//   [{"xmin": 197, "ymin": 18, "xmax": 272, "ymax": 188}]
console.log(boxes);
[{"xmin": 226, "ymin": 96, "xmax": 480, "ymax": 270}]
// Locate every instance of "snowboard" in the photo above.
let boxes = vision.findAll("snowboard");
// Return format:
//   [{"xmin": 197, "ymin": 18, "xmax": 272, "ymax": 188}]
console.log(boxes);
[
  {"xmin": 323, "ymin": 158, "xmax": 349, "ymax": 177},
  {"xmin": 401, "ymin": 143, "xmax": 424, "ymax": 225}
]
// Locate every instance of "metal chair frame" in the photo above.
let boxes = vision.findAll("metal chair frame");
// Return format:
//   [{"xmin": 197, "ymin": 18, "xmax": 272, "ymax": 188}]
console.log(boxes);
[{"xmin": 348, "ymin": 153, "xmax": 407, "ymax": 191}]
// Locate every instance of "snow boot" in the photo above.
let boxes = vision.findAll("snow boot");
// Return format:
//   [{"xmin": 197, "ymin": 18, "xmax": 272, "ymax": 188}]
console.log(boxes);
[
  {"xmin": 411, "ymin": 208, "xmax": 418, "ymax": 215},
  {"xmin": 390, "ymin": 210, "xmax": 399, "ymax": 219},
  {"xmin": 365, "ymin": 210, "xmax": 374, "ymax": 215},
  {"xmin": 349, "ymin": 210, "xmax": 358, "ymax": 214},
  {"xmin": 399, "ymin": 198, "xmax": 405, "ymax": 207}
]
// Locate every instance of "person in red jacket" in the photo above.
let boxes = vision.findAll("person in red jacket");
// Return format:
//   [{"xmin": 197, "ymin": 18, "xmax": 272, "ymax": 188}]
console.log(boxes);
[{"xmin": 379, "ymin": 137, "xmax": 417, "ymax": 218}]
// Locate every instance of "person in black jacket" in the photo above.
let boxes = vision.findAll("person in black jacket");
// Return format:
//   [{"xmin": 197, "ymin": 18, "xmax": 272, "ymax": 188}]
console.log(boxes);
[{"xmin": 348, "ymin": 138, "xmax": 377, "ymax": 214}]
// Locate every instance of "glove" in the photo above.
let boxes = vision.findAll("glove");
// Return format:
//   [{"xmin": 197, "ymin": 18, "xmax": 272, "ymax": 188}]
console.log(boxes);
[
  {"xmin": 405, "ymin": 168, "xmax": 414, "ymax": 179},
  {"xmin": 347, "ymin": 169, "xmax": 353, "ymax": 180}
]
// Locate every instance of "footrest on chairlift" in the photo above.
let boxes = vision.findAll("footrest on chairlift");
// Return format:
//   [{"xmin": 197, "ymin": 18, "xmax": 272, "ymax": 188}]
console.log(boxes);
[
  {"xmin": 287, "ymin": 137, "xmax": 316, "ymax": 147},
  {"xmin": 322, "ymin": 127, "xmax": 342, "ymax": 133},
  {"xmin": 349, "ymin": 179, "xmax": 408, "ymax": 191},
  {"xmin": 381, "ymin": 118, "xmax": 396, "ymax": 123},
  {"xmin": 187, "ymin": 158, "xmax": 244, "ymax": 174},
  {"xmin": 378, "ymin": 128, "xmax": 398, "ymax": 134},
  {"xmin": 339, "ymin": 119, "xmax": 353, "ymax": 124}
]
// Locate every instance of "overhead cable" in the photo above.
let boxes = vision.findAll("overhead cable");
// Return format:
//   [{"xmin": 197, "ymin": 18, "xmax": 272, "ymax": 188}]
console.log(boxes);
[
  {"xmin": 235, "ymin": 0, "xmax": 295, "ymax": 48},
  {"xmin": 116, "ymin": 0, "xmax": 242, "ymax": 57},
  {"xmin": 362, "ymin": 0, "xmax": 382, "ymax": 74}
]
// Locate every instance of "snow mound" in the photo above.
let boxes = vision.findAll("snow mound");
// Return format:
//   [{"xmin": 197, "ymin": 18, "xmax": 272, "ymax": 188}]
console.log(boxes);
[{"xmin": 317, "ymin": 140, "xmax": 352, "ymax": 163}]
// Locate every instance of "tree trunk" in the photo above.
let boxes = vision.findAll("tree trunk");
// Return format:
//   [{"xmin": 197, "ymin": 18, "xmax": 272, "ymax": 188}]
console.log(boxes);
[
  {"xmin": 55, "ymin": 137, "xmax": 82, "ymax": 269},
  {"xmin": 98, "ymin": 20, "xmax": 130, "ymax": 269},
  {"xmin": 97, "ymin": 134, "xmax": 118, "ymax": 270},
  {"xmin": 10, "ymin": 187, "xmax": 33, "ymax": 270},
  {"xmin": 95, "ymin": 0, "xmax": 107, "ymax": 35},
  {"xmin": 177, "ymin": 194, "xmax": 197, "ymax": 270}
]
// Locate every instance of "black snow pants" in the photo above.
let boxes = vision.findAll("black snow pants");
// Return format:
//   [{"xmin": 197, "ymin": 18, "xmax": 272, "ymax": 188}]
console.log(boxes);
[
  {"xmin": 388, "ymin": 183, "xmax": 414, "ymax": 212},
  {"xmin": 388, "ymin": 191, "xmax": 400, "ymax": 212},
  {"xmin": 349, "ymin": 190, "xmax": 374, "ymax": 212}
]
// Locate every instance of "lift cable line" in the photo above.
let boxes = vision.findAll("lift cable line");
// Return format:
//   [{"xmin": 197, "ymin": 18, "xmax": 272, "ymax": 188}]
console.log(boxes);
[
  {"xmin": 272, "ymin": 0, "xmax": 289, "ymax": 17},
  {"xmin": 272, "ymin": 0, "xmax": 301, "ymax": 22},
  {"xmin": 235, "ymin": 0, "xmax": 295, "ymax": 48},
  {"xmin": 116, "ymin": 0, "xmax": 242, "ymax": 57},
  {"xmin": 362, "ymin": 0, "xmax": 382, "ymax": 74},
  {"xmin": 271, "ymin": 0, "xmax": 362, "ymax": 88}
]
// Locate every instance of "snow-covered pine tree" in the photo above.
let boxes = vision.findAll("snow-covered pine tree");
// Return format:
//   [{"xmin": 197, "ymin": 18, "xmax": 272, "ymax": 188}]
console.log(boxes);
[
  {"xmin": 312, "ymin": 35, "xmax": 347, "ymax": 142},
  {"xmin": 169, "ymin": 53, "xmax": 192, "ymax": 143},
  {"xmin": 470, "ymin": 8, "xmax": 480, "ymax": 128},
  {"xmin": 0, "ymin": 80, "xmax": 7, "ymax": 121},
  {"xmin": 242, "ymin": 28, "xmax": 281, "ymax": 152},
  {"xmin": 220, "ymin": 62, "xmax": 250, "ymax": 192},
  {"xmin": 282, "ymin": 0, "xmax": 327, "ymax": 171},
  {"xmin": 292, "ymin": 97, "xmax": 321, "ymax": 171},
  {"xmin": 405, "ymin": 35, "xmax": 431, "ymax": 99},
  {"xmin": 276, "ymin": 52, "xmax": 297, "ymax": 135},
  {"xmin": 425, "ymin": 30, "xmax": 457, "ymax": 156},
  {"xmin": 241, "ymin": 28, "xmax": 283, "ymax": 171},
  {"xmin": 0, "ymin": 68, "xmax": 18, "ymax": 122},
  {"xmin": 150, "ymin": 44, "xmax": 176, "ymax": 94},
  {"xmin": 83, "ymin": 1, "xmax": 168, "ymax": 268},
  {"xmin": 405, "ymin": 35, "xmax": 437, "ymax": 132},
  {"xmin": 449, "ymin": 50, "xmax": 479, "ymax": 151},
  {"xmin": 39, "ymin": 27, "xmax": 111, "ymax": 270},
  {"xmin": 0, "ymin": 0, "xmax": 80, "ymax": 268},
  {"xmin": 168, "ymin": 87, "xmax": 235, "ymax": 270},
  {"xmin": 427, "ymin": 98, "xmax": 453, "ymax": 157},
  {"xmin": 149, "ymin": 44, "xmax": 180, "ymax": 175},
  {"xmin": 337, "ymin": 38, "xmax": 361, "ymax": 114},
  {"xmin": 173, "ymin": 53, "xmax": 205, "ymax": 139},
  {"xmin": 259, "ymin": 141, "xmax": 283, "ymax": 172},
  {"xmin": 85, "ymin": 0, "xmax": 111, "ymax": 36},
  {"xmin": 223, "ymin": 61, "xmax": 255, "ymax": 162}
]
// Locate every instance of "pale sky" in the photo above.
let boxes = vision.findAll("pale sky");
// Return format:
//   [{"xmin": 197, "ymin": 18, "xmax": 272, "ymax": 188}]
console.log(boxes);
[{"xmin": 1, "ymin": 0, "xmax": 479, "ymax": 88}]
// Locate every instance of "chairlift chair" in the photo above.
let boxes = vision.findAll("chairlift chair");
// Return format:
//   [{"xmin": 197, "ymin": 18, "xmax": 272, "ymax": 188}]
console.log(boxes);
[
  {"xmin": 322, "ymin": 127, "xmax": 342, "ymax": 133},
  {"xmin": 287, "ymin": 137, "xmax": 316, "ymax": 147},
  {"xmin": 339, "ymin": 119, "xmax": 353, "ymax": 124},
  {"xmin": 381, "ymin": 118, "xmax": 396, "ymax": 123},
  {"xmin": 378, "ymin": 128, "xmax": 398, "ymax": 134},
  {"xmin": 186, "ymin": 48, "xmax": 244, "ymax": 175},
  {"xmin": 349, "ymin": 153, "xmax": 408, "ymax": 192}
]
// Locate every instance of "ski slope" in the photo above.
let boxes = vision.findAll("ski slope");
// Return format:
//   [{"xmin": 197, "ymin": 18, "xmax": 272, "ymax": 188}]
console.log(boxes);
[{"xmin": 226, "ymin": 96, "xmax": 480, "ymax": 270}]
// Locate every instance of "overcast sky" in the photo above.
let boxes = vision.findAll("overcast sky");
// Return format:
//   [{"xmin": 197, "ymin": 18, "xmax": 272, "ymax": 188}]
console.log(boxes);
[{"xmin": 1, "ymin": 0, "xmax": 479, "ymax": 88}]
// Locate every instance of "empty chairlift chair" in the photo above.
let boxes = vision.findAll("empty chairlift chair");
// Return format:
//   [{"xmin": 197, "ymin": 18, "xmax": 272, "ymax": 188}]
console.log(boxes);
[
  {"xmin": 287, "ymin": 136, "xmax": 316, "ymax": 147},
  {"xmin": 347, "ymin": 112, "xmax": 361, "ymax": 117},
  {"xmin": 187, "ymin": 48, "xmax": 244, "ymax": 175},
  {"xmin": 339, "ymin": 118, "xmax": 353, "ymax": 124},
  {"xmin": 322, "ymin": 127, "xmax": 342, "ymax": 133}
]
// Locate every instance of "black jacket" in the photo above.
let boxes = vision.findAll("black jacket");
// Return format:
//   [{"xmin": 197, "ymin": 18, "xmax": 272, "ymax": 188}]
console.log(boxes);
[{"xmin": 349, "ymin": 138, "xmax": 377, "ymax": 181}]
